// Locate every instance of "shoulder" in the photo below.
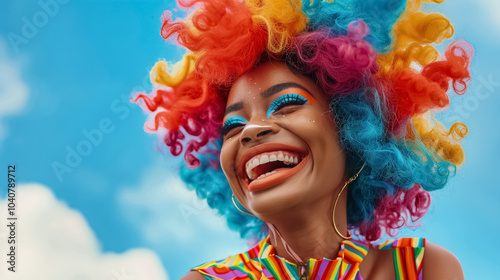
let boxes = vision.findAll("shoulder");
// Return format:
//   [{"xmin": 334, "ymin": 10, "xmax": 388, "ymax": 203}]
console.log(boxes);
[
  {"xmin": 423, "ymin": 241, "xmax": 464, "ymax": 280},
  {"xmin": 365, "ymin": 237, "xmax": 464, "ymax": 280},
  {"xmin": 180, "ymin": 271, "xmax": 210, "ymax": 280}
]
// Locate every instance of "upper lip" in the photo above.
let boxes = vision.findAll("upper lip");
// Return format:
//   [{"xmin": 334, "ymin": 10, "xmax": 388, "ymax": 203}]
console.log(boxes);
[{"xmin": 237, "ymin": 143, "xmax": 308, "ymax": 181}]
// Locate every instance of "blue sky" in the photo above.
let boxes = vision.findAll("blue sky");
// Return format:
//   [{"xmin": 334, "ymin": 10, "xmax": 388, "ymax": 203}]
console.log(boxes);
[{"xmin": 0, "ymin": 0, "xmax": 499, "ymax": 279}]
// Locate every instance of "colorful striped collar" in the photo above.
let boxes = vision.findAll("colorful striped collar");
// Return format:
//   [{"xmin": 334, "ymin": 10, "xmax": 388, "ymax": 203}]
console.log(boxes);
[
  {"xmin": 192, "ymin": 236, "xmax": 426, "ymax": 280},
  {"xmin": 254, "ymin": 236, "xmax": 370, "ymax": 280}
]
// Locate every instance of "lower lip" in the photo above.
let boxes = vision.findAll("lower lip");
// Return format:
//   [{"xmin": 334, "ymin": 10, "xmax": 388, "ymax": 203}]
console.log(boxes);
[{"xmin": 244, "ymin": 155, "xmax": 309, "ymax": 192}]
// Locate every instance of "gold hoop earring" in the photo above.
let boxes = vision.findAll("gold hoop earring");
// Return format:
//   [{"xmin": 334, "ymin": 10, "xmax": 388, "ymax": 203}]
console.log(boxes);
[
  {"xmin": 333, "ymin": 163, "xmax": 366, "ymax": 240},
  {"xmin": 232, "ymin": 194, "xmax": 254, "ymax": 216}
]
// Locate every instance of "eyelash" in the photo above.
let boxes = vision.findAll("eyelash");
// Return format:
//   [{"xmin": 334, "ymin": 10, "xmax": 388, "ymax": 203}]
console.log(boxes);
[
  {"xmin": 223, "ymin": 94, "xmax": 308, "ymax": 136},
  {"xmin": 266, "ymin": 94, "xmax": 308, "ymax": 118},
  {"xmin": 222, "ymin": 116, "xmax": 248, "ymax": 136}
]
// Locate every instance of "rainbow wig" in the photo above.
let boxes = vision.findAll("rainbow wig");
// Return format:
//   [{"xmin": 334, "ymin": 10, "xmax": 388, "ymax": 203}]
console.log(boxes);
[{"xmin": 133, "ymin": 0, "xmax": 473, "ymax": 242}]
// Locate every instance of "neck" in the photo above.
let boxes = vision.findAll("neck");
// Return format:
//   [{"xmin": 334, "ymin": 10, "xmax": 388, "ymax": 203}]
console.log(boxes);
[{"xmin": 264, "ymin": 187, "xmax": 350, "ymax": 264}]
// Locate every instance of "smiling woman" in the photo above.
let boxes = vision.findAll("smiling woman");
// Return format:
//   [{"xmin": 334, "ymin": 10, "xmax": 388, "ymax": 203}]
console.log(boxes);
[
  {"xmin": 221, "ymin": 62, "xmax": 343, "ymax": 201},
  {"xmin": 133, "ymin": 0, "xmax": 472, "ymax": 279}
]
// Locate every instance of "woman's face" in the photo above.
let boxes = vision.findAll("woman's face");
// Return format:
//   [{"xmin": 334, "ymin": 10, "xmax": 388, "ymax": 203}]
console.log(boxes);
[{"xmin": 220, "ymin": 61, "xmax": 347, "ymax": 216}]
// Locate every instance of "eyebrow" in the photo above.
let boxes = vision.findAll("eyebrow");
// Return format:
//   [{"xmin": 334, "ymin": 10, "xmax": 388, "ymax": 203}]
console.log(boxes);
[
  {"xmin": 225, "ymin": 102, "xmax": 243, "ymax": 116},
  {"xmin": 224, "ymin": 82, "xmax": 312, "ymax": 116}
]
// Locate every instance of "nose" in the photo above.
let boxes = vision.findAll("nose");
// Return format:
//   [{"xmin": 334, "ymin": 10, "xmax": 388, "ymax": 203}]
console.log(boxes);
[{"xmin": 240, "ymin": 121, "xmax": 279, "ymax": 144}]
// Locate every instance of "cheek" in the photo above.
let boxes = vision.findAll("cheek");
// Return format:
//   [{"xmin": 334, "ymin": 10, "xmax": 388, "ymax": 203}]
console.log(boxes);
[
  {"xmin": 220, "ymin": 141, "xmax": 238, "ymax": 180},
  {"xmin": 315, "ymin": 116, "xmax": 344, "ymax": 162},
  {"xmin": 301, "ymin": 110, "xmax": 346, "ymax": 169},
  {"xmin": 292, "ymin": 108, "xmax": 338, "ymax": 143},
  {"xmin": 317, "ymin": 122, "xmax": 346, "ymax": 184}
]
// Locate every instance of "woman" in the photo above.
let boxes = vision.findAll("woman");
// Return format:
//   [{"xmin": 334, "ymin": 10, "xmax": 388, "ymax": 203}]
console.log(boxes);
[{"xmin": 134, "ymin": 0, "xmax": 472, "ymax": 279}]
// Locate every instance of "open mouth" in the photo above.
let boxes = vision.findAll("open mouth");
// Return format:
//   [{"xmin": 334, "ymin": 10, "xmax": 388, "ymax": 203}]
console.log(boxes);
[
  {"xmin": 245, "ymin": 151, "xmax": 305, "ymax": 181},
  {"xmin": 238, "ymin": 144, "xmax": 309, "ymax": 192}
]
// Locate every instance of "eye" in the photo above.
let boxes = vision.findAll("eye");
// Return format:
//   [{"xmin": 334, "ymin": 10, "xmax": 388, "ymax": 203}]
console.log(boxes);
[
  {"xmin": 267, "ymin": 93, "xmax": 308, "ymax": 118},
  {"xmin": 222, "ymin": 116, "xmax": 248, "ymax": 136}
]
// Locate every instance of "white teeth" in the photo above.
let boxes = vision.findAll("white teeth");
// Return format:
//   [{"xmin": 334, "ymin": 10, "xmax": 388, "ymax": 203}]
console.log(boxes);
[
  {"xmin": 260, "ymin": 155, "xmax": 269, "ymax": 164},
  {"xmin": 256, "ymin": 170, "xmax": 277, "ymax": 180},
  {"xmin": 252, "ymin": 158, "xmax": 259, "ymax": 168},
  {"xmin": 245, "ymin": 151, "xmax": 302, "ymax": 180},
  {"xmin": 277, "ymin": 153, "xmax": 284, "ymax": 161},
  {"xmin": 246, "ymin": 166, "xmax": 253, "ymax": 179}
]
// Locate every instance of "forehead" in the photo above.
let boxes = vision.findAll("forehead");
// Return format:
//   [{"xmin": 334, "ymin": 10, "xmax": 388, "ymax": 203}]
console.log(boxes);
[{"xmin": 226, "ymin": 61, "xmax": 318, "ymax": 107}]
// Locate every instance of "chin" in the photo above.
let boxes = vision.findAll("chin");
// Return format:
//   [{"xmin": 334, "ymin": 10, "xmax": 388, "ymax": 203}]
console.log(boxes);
[
  {"xmin": 242, "ymin": 163, "xmax": 319, "ymax": 217},
  {"xmin": 245, "ymin": 183, "xmax": 308, "ymax": 217}
]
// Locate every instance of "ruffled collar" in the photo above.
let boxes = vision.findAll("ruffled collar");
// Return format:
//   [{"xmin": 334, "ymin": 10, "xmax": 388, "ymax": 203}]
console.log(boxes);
[{"xmin": 253, "ymin": 235, "xmax": 370, "ymax": 280}]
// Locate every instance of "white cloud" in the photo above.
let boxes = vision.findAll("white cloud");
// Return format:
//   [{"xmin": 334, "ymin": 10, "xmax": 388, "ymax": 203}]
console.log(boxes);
[
  {"xmin": 0, "ymin": 38, "xmax": 29, "ymax": 144},
  {"xmin": 0, "ymin": 183, "xmax": 169, "ymax": 280},
  {"xmin": 118, "ymin": 162, "xmax": 240, "ymax": 245},
  {"xmin": 117, "ymin": 160, "xmax": 249, "ymax": 268}
]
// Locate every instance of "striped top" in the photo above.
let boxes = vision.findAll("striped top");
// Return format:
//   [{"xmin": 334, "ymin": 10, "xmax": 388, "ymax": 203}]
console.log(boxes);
[{"xmin": 191, "ymin": 236, "xmax": 426, "ymax": 280}]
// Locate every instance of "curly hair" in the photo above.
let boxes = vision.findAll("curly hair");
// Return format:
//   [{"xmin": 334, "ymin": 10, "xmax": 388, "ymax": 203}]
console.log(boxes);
[{"xmin": 133, "ymin": 0, "xmax": 472, "ymax": 242}]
